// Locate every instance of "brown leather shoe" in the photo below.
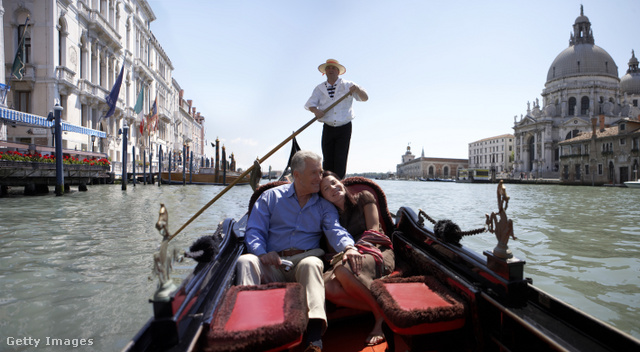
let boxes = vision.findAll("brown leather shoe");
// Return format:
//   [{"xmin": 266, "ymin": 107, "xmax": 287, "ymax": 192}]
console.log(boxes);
[{"xmin": 304, "ymin": 344, "xmax": 322, "ymax": 352}]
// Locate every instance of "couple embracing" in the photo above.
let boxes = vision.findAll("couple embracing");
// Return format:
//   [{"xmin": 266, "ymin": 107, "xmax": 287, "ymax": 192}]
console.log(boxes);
[{"xmin": 235, "ymin": 150, "xmax": 394, "ymax": 352}]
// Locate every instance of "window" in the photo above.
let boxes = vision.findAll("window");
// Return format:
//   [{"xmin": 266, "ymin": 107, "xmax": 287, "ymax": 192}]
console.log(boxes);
[
  {"xmin": 633, "ymin": 137, "xmax": 639, "ymax": 151},
  {"xmin": 620, "ymin": 138, "xmax": 626, "ymax": 146},
  {"xmin": 17, "ymin": 24, "xmax": 31, "ymax": 64},
  {"xmin": 585, "ymin": 164, "xmax": 590, "ymax": 175},
  {"xmin": 620, "ymin": 123, "xmax": 626, "ymax": 131},
  {"xmin": 598, "ymin": 164, "xmax": 603, "ymax": 175},
  {"xmin": 568, "ymin": 97, "xmax": 576, "ymax": 116},
  {"xmin": 81, "ymin": 104, "xmax": 88, "ymax": 127},
  {"xmin": 15, "ymin": 91, "xmax": 30, "ymax": 113},
  {"xmin": 580, "ymin": 96, "xmax": 589, "ymax": 115}
]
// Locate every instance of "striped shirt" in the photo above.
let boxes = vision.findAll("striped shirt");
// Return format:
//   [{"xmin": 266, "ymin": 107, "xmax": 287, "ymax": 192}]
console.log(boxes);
[{"xmin": 325, "ymin": 83, "xmax": 336, "ymax": 98}]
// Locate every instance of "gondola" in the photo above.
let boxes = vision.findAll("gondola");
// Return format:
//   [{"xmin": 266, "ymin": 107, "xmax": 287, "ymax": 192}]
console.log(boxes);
[{"xmin": 122, "ymin": 176, "xmax": 640, "ymax": 352}]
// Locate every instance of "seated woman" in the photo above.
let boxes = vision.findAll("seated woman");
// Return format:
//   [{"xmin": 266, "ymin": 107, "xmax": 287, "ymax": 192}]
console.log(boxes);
[{"xmin": 320, "ymin": 171, "xmax": 395, "ymax": 346}]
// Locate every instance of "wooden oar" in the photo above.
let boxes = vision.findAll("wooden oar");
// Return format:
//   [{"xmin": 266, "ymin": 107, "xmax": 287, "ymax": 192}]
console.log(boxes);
[{"xmin": 169, "ymin": 91, "xmax": 353, "ymax": 241}]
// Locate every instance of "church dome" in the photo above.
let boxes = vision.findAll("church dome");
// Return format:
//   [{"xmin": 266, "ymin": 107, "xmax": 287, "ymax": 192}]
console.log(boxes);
[
  {"xmin": 620, "ymin": 50, "xmax": 640, "ymax": 95},
  {"xmin": 546, "ymin": 6, "xmax": 618, "ymax": 84}
]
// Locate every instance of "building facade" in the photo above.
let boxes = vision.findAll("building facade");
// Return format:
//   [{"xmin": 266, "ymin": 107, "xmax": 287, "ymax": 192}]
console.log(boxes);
[
  {"xmin": 468, "ymin": 134, "xmax": 514, "ymax": 175},
  {"xmin": 558, "ymin": 117, "xmax": 640, "ymax": 185},
  {"xmin": 0, "ymin": 0, "xmax": 208, "ymax": 174},
  {"xmin": 512, "ymin": 6, "xmax": 640, "ymax": 179},
  {"xmin": 396, "ymin": 145, "xmax": 468, "ymax": 180}
]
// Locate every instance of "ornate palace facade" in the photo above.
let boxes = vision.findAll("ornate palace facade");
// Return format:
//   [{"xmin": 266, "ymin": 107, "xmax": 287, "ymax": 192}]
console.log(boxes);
[{"xmin": 1, "ymin": 0, "xmax": 207, "ymax": 174}]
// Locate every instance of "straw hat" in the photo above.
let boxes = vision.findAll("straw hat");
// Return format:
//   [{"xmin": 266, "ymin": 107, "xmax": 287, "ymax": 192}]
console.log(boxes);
[{"xmin": 318, "ymin": 59, "xmax": 346, "ymax": 75}]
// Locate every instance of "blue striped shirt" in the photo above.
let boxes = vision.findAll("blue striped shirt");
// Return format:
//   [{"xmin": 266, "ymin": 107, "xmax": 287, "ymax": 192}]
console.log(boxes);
[{"xmin": 245, "ymin": 183, "xmax": 354, "ymax": 256}]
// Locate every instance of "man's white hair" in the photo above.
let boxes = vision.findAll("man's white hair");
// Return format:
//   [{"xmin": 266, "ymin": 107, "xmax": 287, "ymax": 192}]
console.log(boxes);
[{"xmin": 290, "ymin": 150, "xmax": 321, "ymax": 178}]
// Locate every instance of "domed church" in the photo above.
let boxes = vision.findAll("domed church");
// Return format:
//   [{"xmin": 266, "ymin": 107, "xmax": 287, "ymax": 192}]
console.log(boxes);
[{"xmin": 513, "ymin": 5, "xmax": 640, "ymax": 178}]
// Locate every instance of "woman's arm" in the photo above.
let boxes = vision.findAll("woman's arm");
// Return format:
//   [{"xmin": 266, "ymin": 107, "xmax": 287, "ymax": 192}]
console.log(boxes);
[{"xmin": 363, "ymin": 202, "xmax": 382, "ymax": 233}]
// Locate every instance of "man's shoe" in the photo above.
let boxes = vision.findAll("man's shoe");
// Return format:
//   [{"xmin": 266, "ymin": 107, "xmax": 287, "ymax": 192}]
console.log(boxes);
[{"xmin": 304, "ymin": 344, "xmax": 322, "ymax": 352}]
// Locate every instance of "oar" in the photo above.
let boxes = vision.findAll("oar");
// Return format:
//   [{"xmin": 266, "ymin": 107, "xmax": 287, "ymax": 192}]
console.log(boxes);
[{"xmin": 169, "ymin": 91, "xmax": 353, "ymax": 241}]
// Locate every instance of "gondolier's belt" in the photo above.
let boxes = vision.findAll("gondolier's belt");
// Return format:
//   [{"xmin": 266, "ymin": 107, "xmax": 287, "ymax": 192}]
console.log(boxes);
[{"xmin": 277, "ymin": 249, "xmax": 307, "ymax": 257}]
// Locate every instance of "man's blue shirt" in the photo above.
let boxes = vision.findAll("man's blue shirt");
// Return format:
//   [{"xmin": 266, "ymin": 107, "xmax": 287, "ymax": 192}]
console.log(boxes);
[{"xmin": 245, "ymin": 183, "xmax": 354, "ymax": 256}]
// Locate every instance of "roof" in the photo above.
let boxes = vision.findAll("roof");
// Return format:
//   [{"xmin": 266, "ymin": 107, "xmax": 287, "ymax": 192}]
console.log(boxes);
[
  {"xmin": 558, "ymin": 121, "xmax": 640, "ymax": 144},
  {"xmin": 469, "ymin": 134, "xmax": 515, "ymax": 144}
]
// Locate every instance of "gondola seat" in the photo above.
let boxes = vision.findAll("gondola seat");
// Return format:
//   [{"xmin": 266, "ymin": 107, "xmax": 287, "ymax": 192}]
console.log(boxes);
[
  {"xmin": 370, "ymin": 276, "xmax": 466, "ymax": 347},
  {"xmin": 205, "ymin": 282, "xmax": 308, "ymax": 352}
]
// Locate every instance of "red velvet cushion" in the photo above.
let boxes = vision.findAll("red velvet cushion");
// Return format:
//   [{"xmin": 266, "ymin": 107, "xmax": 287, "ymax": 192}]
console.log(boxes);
[
  {"xmin": 371, "ymin": 276, "xmax": 466, "ymax": 335},
  {"xmin": 224, "ymin": 288, "xmax": 286, "ymax": 331},
  {"xmin": 206, "ymin": 283, "xmax": 308, "ymax": 352}
]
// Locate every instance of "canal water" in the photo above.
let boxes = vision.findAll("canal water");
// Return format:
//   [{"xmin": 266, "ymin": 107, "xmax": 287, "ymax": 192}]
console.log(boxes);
[{"xmin": 0, "ymin": 180, "xmax": 638, "ymax": 351}]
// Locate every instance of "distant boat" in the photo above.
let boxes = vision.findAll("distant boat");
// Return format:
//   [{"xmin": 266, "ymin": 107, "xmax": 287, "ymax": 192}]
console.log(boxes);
[
  {"xmin": 160, "ymin": 167, "xmax": 250, "ymax": 185},
  {"xmin": 624, "ymin": 180, "xmax": 640, "ymax": 188}
]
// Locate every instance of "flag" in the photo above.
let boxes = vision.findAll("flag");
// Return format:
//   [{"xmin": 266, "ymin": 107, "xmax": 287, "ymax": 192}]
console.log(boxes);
[
  {"xmin": 134, "ymin": 86, "xmax": 144, "ymax": 116},
  {"xmin": 134, "ymin": 86, "xmax": 145, "ymax": 135},
  {"xmin": 103, "ymin": 63, "xmax": 125, "ymax": 120},
  {"xmin": 147, "ymin": 96, "xmax": 158, "ymax": 132},
  {"xmin": 11, "ymin": 17, "xmax": 30, "ymax": 80}
]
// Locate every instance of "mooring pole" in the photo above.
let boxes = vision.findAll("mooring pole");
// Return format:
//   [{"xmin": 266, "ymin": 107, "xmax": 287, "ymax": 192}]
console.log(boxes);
[
  {"xmin": 121, "ymin": 121, "xmax": 129, "ymax": 191},
  {"xmin": 54, "ymin": 104, "xmax": 64, "ymax": 196},
  {"xmin": 168, "ymin": 150, "xmax": 172, "ymax": 184},
  {"xmin": 182, "ymin": 144, "xmax": 186, "ymax": 186},
  {"xmin": 158, "ymin": 145, "xmax": 162, "ymax": 187},
  {"xmin": 221, "ymin": 146, "xmax": 227, "ymax": 185},
  {"xmin": 132, "ymin": 146, "xmax": 136, "ymax": 186},
  {"xmin": 189, "ymin": 150, "xmax": 193, "ymax": 185},
  {"xmin": 143, "ymin": 152, "xmax": 147, "ymax": 185}
]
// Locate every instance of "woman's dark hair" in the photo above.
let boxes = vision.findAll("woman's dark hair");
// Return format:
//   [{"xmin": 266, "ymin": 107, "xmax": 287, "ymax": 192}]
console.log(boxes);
[{"xmin": 321, "ymin": 170, "xmax": 357, "ymax": 212}]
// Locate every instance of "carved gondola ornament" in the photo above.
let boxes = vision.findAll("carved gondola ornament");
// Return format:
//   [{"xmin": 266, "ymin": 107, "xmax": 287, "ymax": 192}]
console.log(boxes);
[
  {"xmin": 150, "ymin": 203, "xmax": 183, "ymax": 302},
  {"xmin": 485, "ymin": 181, "xmax": 517, "ymax": 259}
]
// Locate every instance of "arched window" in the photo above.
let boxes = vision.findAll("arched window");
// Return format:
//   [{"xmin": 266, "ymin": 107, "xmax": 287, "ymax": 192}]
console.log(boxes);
[
  {"xmin": 428, "ymin": 166, "xmax": 434, "ymax": 176},
  {"xmin": 580, "ymin": 96, "xmax": 589, "ymax": 115},
  {"xmin": 568, "ymin": 97, "xmax": 576, "ymax": 116},
  {"xmin": 565, "ymin": 129, "xmax": 580, "ymax": 140},
  {"xmin": 443, "ymin": 166, "xmax": 449, "ymax": 177}
]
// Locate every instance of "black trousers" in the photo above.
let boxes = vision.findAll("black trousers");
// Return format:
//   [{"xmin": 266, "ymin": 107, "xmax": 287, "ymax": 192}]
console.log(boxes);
[{"xmin": 321, "ymin": 122, "xmax": 352, "ymax": 179}]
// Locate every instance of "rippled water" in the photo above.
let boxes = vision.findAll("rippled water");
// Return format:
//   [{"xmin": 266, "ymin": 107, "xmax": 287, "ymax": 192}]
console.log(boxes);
[{"xmin": 0, "ymin": 181, "xmax": 638, "ymax": 351}]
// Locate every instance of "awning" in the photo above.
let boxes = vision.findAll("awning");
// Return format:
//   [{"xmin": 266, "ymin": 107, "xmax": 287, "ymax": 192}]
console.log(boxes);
[{"xmin": 0, "ymin": 107, "xmax": 106, "ymax": 138}]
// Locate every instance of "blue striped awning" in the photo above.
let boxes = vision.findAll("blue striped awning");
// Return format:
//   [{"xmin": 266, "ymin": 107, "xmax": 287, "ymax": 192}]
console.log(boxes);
[{"xmin": 0, "ymin": 107, "xmax": 106, "ymax": 138}]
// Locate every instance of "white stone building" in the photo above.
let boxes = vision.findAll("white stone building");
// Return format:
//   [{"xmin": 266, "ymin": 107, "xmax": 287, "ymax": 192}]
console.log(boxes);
[
  {"xmin": 513, "ymin": 6, "xmax": 640, "ymax": 178},
  {"xmin": 0, "ymin": 0, "xmax": 207, "ymax": 174},
  {"xmin": 396, "ymin": 145, "xmax": 468, "ymax": 180},
  {"xmin": 468, "ymin": 134, "xmax": 514, "ymax": 174}
]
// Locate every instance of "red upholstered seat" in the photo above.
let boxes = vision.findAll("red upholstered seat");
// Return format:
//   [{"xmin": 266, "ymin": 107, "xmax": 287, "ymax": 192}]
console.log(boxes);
[
  {"xmin": 370, "ymin": 276, "xmax": 466, "ymax": 336},
  {"xmin": 206, "ymin": 283, "xmax": 308, "ymax": 352}
]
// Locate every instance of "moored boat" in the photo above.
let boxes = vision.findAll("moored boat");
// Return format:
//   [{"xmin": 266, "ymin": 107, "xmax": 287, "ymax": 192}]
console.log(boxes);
[
  {"xmin": 624, "ymin": 180, "xmax": 640, "ymax": 188},
  {"xmin": 123, "ymin": 178, "xmax": 640, "ymax": 352},
  {"xmin": 160, "ymin": 167, "xmax": 251, "ymax": 185}
]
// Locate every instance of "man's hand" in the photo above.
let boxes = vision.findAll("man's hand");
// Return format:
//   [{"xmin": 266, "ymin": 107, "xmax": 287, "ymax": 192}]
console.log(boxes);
[
  {"xmin": 259, "ymin": 251, "xmax": 282, "ymax": 266},
  {"xmin": 343, "ymin": 247, "xmax": 364, "ymax": 275},
  {"xmin": 309, "ymin": 107, "xmax": 325, "ymax": 119}
]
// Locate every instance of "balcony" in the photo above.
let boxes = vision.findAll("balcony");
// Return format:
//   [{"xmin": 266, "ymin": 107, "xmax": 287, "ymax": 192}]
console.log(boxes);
[
  {"xmin": 77, "ymin": 2, "xmax": 122, "ymax": 50},
  {"xmin": 56, "ymin": 66, "xmax": 76, "ymax": 95}
]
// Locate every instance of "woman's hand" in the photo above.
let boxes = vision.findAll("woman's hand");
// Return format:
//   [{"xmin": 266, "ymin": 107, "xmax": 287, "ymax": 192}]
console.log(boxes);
[{"xmin": 343, "ymin": 247, "xmax": 363, "ymax": 275}]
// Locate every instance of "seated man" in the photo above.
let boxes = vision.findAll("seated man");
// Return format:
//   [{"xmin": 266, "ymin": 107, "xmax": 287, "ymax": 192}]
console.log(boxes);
[{"xmin": 236, "ymin": 150, "xmax": 360, "ymax": 352}]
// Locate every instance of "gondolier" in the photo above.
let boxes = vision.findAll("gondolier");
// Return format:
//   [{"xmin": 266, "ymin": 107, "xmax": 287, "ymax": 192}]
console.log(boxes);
[{"xmin": 305, "ymin": 59, "xmax": 368, "ymax": 179}]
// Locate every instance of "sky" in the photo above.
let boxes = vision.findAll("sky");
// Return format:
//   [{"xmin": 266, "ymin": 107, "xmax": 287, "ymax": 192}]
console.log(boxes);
[{"xmin": 147, "ymin": 0, "xmax": 640, "ymax": 174}]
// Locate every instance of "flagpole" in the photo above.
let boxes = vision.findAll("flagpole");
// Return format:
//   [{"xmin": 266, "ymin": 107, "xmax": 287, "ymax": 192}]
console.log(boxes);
[{"xmin": 10, "ymin": 16, "xmax": 30, "ymax": 85}]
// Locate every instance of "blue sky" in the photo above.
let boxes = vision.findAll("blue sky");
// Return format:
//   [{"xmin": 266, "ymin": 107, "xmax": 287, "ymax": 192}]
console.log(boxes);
[{"xmin": 147, "ymin": 0, "xmax": 639, "ymax": 173}]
